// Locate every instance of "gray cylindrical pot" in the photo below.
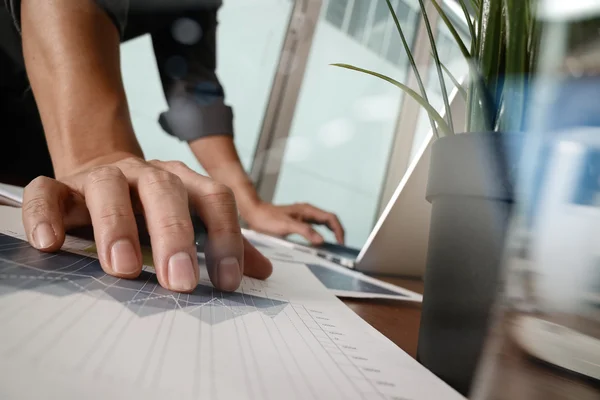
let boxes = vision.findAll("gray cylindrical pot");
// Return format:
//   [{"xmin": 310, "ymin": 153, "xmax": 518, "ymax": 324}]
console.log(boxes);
[{"xmin": 417, "ymin": 132, "xmax": 516, "ymax": 396}]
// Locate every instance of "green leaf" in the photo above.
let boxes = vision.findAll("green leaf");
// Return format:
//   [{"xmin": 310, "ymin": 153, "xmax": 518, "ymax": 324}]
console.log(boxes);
[
  {"xmin": 441, "ymin": 62, "xmax": 468, "ymax": 100},
  {"xmin": 419, "ymin": 0, "xmax": 454, "ymax": 133},
  {"xmin": 430, "ymin": 0, "xmax": 471, "ymax": 60},
  {"xmin": 497, "ymin": 0, "xmax": 528, "ymax": 132},
  {"xmin": 331, "ymin": 63, "xmax": 453, "ymax": 137},
  {"xmin": 475, "ymin": 0, "xmax": 484, "ymax": 57},
  {"xmin": 469, "ymin": 0, "xmax": 504, "ymax": 132},
  {"xmin": 458, "ymin": 0, "xmax": 477, "ymax": 54},
  {"xmin": 465, "ymin": 57, "xmax": 494, "ymax": 132},
  {"xmin": 429, "ymin": 50, "xmax": 468, "ymax": 100},
  {"xmin": 385, "ymin": 0, "xmax": 438, "ymax": 137}
]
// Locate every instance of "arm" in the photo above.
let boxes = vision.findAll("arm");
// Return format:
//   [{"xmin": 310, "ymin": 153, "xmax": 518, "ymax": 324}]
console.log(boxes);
[
  {"xmin": 189, "ymin": 136, "xmax": 345, "ymax": 245},
  {"xmin": 17, "ymin": 0, "xmax": 271, "ymax": 293},
  {"xmin": 154, "ymin": 8, "xmax": 345, "ymax": 244},
  {"xmin": 188, "ymin": 136, "xmax": 260, "ymax": 216},
  {"xmin": 21, "ymin": 0, "xmax": 142, "ymax": 176}
]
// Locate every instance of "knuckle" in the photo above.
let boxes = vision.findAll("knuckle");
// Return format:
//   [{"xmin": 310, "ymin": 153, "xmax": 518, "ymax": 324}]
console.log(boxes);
[
  {"xmin": 203, "ymin": 182, "xmax": 234, "ymax": 198},
  {"xmin": 197, "ymin": 182, "xmax": 235, "ymax": 208},
  {"xmin": 286, "ymin": 221, "xmax": 306, "ymax": 234},
  {"xmin": 97, "ymin": 204, "xmax": 132, "ymax": 223},
  {"xmin": 199, "ymin": 191, "xmax": 236, "ymax": 209},
  {"xmin": 118, "ymin": 156, "xmax": 146, "ymax": 169},
  {"xmin": 86, "ymin": 166, "xmax": 124, "ymax": 185},
  {"xmin": 145, "ymin": 159, "xmax": 162, "ymax": 168},
  {"xmin": 23, "ymin": 197, "xmax": 51, "ymax": 218},
  {"xmin": 140, "ymin": 169, "xmax": 184, "ymax": 191},
  {"xmin": 210, "ymin": 222, "xmax": 241, "ymax": 236},
  {"xmin": 302, "ymin": 226, "xmax": 314, "ymax": 236},
  {"xmin": 26, "ymin": 175, "xmax": 55, "ymax": 192},
  {"xmin": 156, "ymin": 215, "xmax": 194, "ymax": 235},
  {"xmin": 164, "ymin": 160, "xmax": 188, "ymax": 172}
]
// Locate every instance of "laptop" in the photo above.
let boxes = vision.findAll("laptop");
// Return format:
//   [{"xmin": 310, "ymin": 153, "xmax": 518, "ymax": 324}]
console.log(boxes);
[{"xmin": 283, "ymin": 134, "xmax": 434, "ymax": 278}]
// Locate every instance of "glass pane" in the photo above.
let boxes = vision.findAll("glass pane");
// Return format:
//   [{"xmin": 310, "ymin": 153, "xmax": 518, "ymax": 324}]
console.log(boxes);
[
  {"xmin": 367, "ymin": 0, "xmax": 392, "ymax": 54},
  {"xmin": 347, "ymin": 1, "xmax": 371, "ymax": 42},
  {"xmin": 385, "ymin": 1, "xmax": 417, "ymax": 65},
  {"xmin": 326, "ymin": 0, "xmax": 349, "ymax": 29},
  {"xmin": 272, "ymin": 0, "xmax": 419, "ymax": 248},
  {"xmin": 120, "ymin": 0, "xmax": 295, "ymax": 173}
]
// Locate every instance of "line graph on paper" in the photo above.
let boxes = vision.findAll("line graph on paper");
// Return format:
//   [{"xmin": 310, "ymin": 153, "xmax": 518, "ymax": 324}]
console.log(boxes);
[
  {"xmin": 0, "ymin": 234, "xmax": 287, "ymax": 324},
  {"xmin": 0, "ymin": 233, "xmax": 414, "ymax": 400}
]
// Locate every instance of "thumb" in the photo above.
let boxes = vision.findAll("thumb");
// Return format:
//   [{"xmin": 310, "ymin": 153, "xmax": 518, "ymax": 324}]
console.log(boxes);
[{"xmin": 22, "ymin": 177, "xmax": 71, "ymax": 252}]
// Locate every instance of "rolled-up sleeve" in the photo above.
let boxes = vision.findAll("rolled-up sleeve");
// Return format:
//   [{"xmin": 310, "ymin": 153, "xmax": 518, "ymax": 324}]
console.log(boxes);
[
  {"xmin": 4, "ymin": 0, "xmax": 129, "ymax": 36},
  {"xmin": 153, "ymin": 7, "xmax": 234, "ymax": 142}
]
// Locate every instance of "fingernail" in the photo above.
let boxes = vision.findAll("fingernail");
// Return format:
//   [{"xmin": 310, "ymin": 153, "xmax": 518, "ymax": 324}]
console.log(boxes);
[
  {"xmin": 168, "ymin": 252, "xmax": 197, "ymax": 292},
  {"xmin": 218, "ymin": 257, "xmax": 241, "ymax": 291},
  {"xmin": 111, "ymin": 240, "xmax": 139, "ymax": 275},
  {"xmin": 32, "ymin": 223, "xmax": 56, "ymax": 249}
]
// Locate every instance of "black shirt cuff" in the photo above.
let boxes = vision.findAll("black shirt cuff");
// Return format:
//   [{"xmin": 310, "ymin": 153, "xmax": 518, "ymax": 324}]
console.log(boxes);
[{"xmin": 158, "ymin": 96, "xmax": 234, "ymax": 142}]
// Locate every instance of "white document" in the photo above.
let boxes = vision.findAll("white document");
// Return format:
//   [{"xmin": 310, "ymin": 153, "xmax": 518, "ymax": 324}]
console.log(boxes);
[
  {"xmin": 243, "ymin": 229, "xmax": 422, "ymax": 302},
  {"xmin": 0, "ymin": 206, "xmax": 461, "ymax": 400}
]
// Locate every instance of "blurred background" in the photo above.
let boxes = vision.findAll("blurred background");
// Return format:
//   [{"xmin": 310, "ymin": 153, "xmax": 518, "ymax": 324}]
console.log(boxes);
[{"xmin": 120, "ymin": 0, "xmax": 469, "ymax": 249}]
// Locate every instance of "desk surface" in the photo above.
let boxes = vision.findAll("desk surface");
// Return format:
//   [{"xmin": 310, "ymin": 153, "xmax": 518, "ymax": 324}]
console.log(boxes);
[
  {"xmin": 342, "ymin": 277, "xmax": 423, "ymax": 358},
  {"xmin": 360, "ymin": 279, "xmax": 600, "ymax": 399}
]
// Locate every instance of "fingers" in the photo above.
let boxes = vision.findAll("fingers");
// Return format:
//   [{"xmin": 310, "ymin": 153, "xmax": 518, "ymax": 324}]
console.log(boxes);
[
  {"xmin": 83, "ymin": 166, "xmax": 142, "ymax": 279},
  {"xmin": 156, "ymin": 161, "xmax": 244, "ymax": 292},
  {"xmin": 23, "ymin": 157, "xmax": 273, "ymax": 295},
  {"xmin": 285, "ymin": 218, "xmax": 325, "ymax": 245},
  {"xmin": 291, "ymin": 203, "xmax": 345, "ymax": 244},
  {"xmin": 22, "ymin": 176, "xmax": 70, "ymax": 252},
  {"xmin": 242, "ymin": 237, "xmax": 272, "ymax": 280},
  {"xmin": 134, "ymin": 166, "xmax": 199, "ymax": 293}
]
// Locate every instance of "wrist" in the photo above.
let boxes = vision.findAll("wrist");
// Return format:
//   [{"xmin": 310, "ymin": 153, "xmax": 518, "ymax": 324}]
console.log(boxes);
[
  {"xmin": 229, "ymin": 179, "xmax": 263, "ymax": 218},
  {"xmin": 50, "ymin": 105, "xmax": 143, "ymax": 178},
  {"xmin": 55, "ymin": 151, "xmax": 144, "ymax": 179}
]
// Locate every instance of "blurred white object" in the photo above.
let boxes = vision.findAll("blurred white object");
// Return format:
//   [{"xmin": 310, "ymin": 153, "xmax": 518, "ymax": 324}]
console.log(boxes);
[
  {"xmin": 539, "ymin": 0, "xmax": 600, "ymax": 21},
  {"xmin": 531, "ymin": 128, "xmax": 600, "ymax": 315},
  {"xmin": 512, "ymin": 316, "xmax": 600, "ymax": 380}
]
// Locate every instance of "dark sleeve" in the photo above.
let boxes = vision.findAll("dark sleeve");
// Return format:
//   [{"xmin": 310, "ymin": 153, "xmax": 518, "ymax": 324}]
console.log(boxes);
[
  {"xmin": 4, "ymin": 0, "xmax": 128, "ymax": 36},
  {"xmin": 153, "ymin": 7, "xmax": 234, "ymax": 142}
]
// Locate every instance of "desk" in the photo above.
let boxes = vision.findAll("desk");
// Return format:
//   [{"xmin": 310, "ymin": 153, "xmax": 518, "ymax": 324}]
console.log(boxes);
[
  {"xmin": 342, "ymin": 277, "xmax": 423, "ymax": 358},
  {"xmin": 356, "ymin": 280, "xmax": 600, "ymax": 400}
]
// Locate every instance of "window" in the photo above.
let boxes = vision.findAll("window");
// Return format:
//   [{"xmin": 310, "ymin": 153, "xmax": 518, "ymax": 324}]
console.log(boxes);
[
  {"xmin": 348, "ymin": 1, "xmax": 371, "ymax": 42},
  {"xmin": 367, "ymin": 0, "xmax": 392, "ymax": 54},
  {"xmin": 270, "ymin": 0, "xmax": 419, "ymax": 247},
  {"xmin": 385, "ymin": 0, "xmax": 417, "ymax": 66},
  {"xmin": 326, "ymin": 0, "xmax": 349, "ymax": 29}
]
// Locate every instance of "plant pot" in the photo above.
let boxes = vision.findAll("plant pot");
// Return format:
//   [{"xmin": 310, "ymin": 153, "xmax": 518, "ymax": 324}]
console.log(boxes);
[{"xmin": 417, "ymin": 132, "xmax": 519, "ymax": 396}]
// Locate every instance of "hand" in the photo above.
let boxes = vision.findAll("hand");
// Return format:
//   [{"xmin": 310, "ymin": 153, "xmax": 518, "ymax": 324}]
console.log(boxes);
[
  {"xmin": 21, "ymin": 155, "xmax": 272, "ymax": 293},
  {"xmin": 242, "ymin": 202, "xmax": 345, "ymax": 245}
]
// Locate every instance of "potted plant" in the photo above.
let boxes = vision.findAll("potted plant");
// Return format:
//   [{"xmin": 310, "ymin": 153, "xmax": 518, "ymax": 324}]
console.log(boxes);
[{"xmin": 333, "ymin": 0, "xmax": 538, "ymax": 395}]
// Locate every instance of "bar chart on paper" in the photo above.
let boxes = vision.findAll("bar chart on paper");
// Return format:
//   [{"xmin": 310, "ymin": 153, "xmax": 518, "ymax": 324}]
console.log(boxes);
[{"xmin": 0, "ymin": 207, "xmax": 462, "ymax": 400}]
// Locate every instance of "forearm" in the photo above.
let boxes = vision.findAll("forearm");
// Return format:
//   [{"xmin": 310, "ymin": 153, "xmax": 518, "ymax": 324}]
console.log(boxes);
[
  {"xmin": 188, "ymin": 136, "xmax": 261, "ymax": 213},
  {"xmin": 21, "ymin": 0, "xmax": 142, "ymax": 178}
]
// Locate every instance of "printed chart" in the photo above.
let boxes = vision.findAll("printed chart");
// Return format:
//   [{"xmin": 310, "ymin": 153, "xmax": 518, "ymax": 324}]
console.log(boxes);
[{"xmin": 0, "ymin": 206, "xmax": 461, "ymax": 400}]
